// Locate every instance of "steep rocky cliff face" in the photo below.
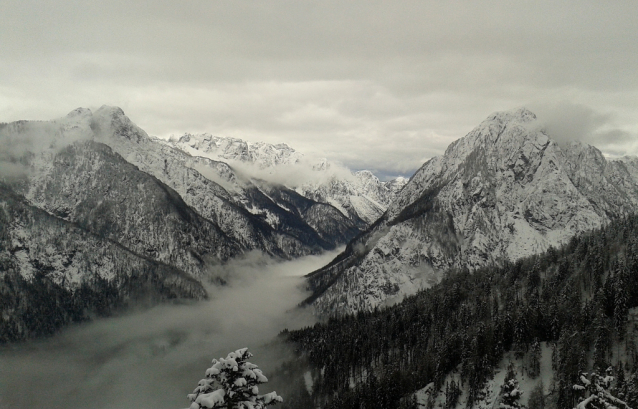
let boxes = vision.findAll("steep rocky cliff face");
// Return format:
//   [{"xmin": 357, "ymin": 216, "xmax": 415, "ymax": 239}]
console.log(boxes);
[
  {"xmin": 22, "ymin": 141, "xmax": 241, "ymax": 277},
  {"xmin": 306, "ymin": 108, "xmax": 638, "ymax": 316}
]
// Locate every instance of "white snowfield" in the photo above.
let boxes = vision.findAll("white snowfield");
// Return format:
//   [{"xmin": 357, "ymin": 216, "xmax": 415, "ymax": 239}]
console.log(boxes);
[{"xmin": 310, "ymin": 108, "xmax": 638, "ymax": 316}]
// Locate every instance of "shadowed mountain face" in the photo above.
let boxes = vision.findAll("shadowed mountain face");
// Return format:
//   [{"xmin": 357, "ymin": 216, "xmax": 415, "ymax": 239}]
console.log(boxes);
[
  {"xmin": 306, "ymin": 108, "xmax": 638, "ymax": 316},
  {"xmin": 0, "ymin": 106, "xmax": 363, "ymax": 341}
]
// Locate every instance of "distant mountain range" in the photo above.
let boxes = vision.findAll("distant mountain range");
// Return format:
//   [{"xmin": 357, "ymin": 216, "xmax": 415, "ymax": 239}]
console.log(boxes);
[
  {"xmin": 166, "ymin": 132, "xmax": 407, "ymax": 227},
  {"xmin": 0, "ymin": 106, "xmax": 405, "ymax": 341},
  {"xmin": 305, "ymin": 108, "xmax": 638, "ymax": 316}
]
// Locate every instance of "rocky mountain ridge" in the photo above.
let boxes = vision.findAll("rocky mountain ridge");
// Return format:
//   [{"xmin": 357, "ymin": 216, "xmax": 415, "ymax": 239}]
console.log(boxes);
[
  {"xmin": 306, "ymin": 108, "xmax": 638, "ymax": 316},
  {"xmin": 167, "ymin": 133, "xmax": 408, "ymax": 227},
  {"xmin": 168, "ymin": 133, "xmax": 304, "ymax": 168}
]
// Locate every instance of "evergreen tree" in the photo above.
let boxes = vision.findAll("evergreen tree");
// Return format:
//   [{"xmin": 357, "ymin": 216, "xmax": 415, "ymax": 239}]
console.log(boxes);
[
  {"xmin": 626, "ymin": 371, "xmax": 638, "ymax": 409},
  {"xmin": 528, "ymin": 339, "xmax": 542, "ymax": 378},
  {"xmin": 528, "ymin": 381, "xmax": 545, "ymax": 409},
  {"xmin": 499, "ymin": 364, "xmax": 523, "ymax": 409},
  {"xmin": 572, "ymin": 368, "xmax": 631, "ymax": 409},
  {"xmin": 444, "ymin": 380, "xmax": 461, "ymax": 409},
  {"xmin": 614, "ymin": 262, "xmax": 629, "ymax": 341},
  {"xmin": 615, "ymin": 362, "xmax": 628, "ymax": 401},
  {"xmin": 188, "ymin": 348, "xmax": 283, "ymax": 409},
  {"xmin": 593, "ymin": 313, "xmax": 611, "ymax": 370}
]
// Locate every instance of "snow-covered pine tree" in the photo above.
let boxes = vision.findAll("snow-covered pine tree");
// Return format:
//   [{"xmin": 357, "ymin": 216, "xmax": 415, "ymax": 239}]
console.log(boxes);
[
  {"xmin": 527, "ymin": 380, "xmax": 545, "ymax": 409},
  {"xmin": 572, "ymin": 367, "xmax": 631, "ymax": 409},
  {"xmin": 499, "ymin": 363, "xmax": 523, "ymax": 409},
  {"xmin": 626, "ymin": 371, "xmax": 638, "ymax": 409},
  {"xmin": 188, "ymin": 348, "xmax": 283, "ymax": 409},
  {"xmin": 527, "ymin": 339, "xmax": 541, "ymax": 378},
  {"xmin": 615, "ymin": 362, "xmax": 627, "ymax": 401}
]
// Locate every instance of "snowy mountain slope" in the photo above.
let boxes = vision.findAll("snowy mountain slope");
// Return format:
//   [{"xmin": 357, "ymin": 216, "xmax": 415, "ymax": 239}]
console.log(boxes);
[
  {"xmin": 87, "ymin": 106, "xmax": 359, "ymax": 256},
  {"xmin": 1, "ymin": 106, "xmax": 363, "ymax": 273},
  {"xmin": 306, "ymin": 108, "xmax": 638, "ymax": 316},
  {"xmin": 167, "ymin": 133, "xmax": 408, "ymax": 227},
  {"xmin": 254, "ymin": 181, "xmax": 361, "ymax": 245},
  {"xmin": 20, "ymin": 140, "xmax": 241, "ymax": 278},
  {"xmin": 0, "ymin": 183, "xmax": 206, "ymax": 341},
  {"xmin": 295, "ymin": 170, "xmax": 401, "ymax": 227}
]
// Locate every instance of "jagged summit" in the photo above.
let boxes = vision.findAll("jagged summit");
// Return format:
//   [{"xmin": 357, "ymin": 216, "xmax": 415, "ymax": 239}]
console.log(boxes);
[
  {"xmin": 65, "ymin": 107, "xmax": 92, "ymax": 118},
  {"xmin": 307, "ymin": 108, "xmax": 638, "ymax": 316},
  {"xmin": 96, "ymin": 104, "xmax": 125, "ymax": 116},
  {"xmin": 1, "ymin": 105, "xmax": 369, "ymax": 340},
  {"xmin": 488, "ymin": 106, "xmax": 537, "ymax": 122},
  {"xmin": 60, "ymin": 105, "xmax": 128, "ymax": 126},
  {"xmin": 170, "ymin": 132, "xmax": 304, "ymax": 168},
  {"xmin": 440, "ymin": 107, "xmax": 544, "ymax": 170}
]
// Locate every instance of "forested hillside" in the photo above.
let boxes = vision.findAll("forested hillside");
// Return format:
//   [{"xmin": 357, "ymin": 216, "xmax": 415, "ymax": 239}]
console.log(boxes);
[{"xmin": 282, "ymin": 215, "xmax": 638, "ymax": 408}]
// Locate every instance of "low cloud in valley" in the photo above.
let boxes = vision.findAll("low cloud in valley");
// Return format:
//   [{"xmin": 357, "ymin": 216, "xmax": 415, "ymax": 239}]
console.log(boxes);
[{"xmin": 0, "ymin": 250, "xmax": 336, "ymax": 409}]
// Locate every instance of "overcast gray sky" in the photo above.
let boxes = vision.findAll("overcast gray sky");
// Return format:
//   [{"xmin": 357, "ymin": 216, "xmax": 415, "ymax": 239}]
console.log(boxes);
[{"xmin": 2, "ymin": 1, "xmax": 637, "ymax": 178}]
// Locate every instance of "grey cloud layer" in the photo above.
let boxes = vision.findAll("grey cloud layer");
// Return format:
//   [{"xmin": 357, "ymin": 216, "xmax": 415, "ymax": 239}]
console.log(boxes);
[{"xmin": 1, "ymin": 1, "xmax": 637, "ymax": 174}]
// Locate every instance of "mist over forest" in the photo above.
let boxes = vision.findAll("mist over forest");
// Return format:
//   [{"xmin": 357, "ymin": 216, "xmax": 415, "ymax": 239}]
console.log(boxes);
[{"xmin": 0, "ymin": 250, "xmax": 337, "ymax": 409}]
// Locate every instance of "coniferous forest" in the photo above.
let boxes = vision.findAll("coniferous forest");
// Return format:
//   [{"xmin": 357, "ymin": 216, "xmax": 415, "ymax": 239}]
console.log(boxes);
[{"xmin": 279, "ymin": 215, "xmax": 638, "ymax": 409}]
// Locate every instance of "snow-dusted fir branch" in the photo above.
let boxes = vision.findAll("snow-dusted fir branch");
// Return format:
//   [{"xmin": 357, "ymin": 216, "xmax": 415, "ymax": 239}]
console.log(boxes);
[
  {"xmin": 499, "ymin": 363, "xmax": 523, "ymax": 409},
  {"xmin": 188, "ymin": 348, "xmax": 283, "ymax": 409},
  {"xmin": 573, "ymin": 367, "xmax": 632, "ymax": 409}
]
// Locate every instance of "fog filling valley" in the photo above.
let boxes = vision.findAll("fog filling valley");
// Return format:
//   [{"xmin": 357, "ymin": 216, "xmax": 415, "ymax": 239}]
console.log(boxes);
[{"xmin": 0, "ymin": 250, "xmax": 340, "ymax": 409}]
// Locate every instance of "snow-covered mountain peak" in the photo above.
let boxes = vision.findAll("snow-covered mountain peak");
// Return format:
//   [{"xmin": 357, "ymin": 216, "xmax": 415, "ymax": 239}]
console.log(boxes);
[
  {"xmin": 65, "ymin": 107, "xmax": 92, "ymax": 119},
  {"xmin": 307, "ymin": 107, "xmax": 638, "ymax": 316},
  {"xmin": 486, "ymin": 106, "xmax": 537, "ymax": 123},
  {"xmin": 166, "ymin": 133, "xmax": 408, "ymax": 227},
  {"xmin": 48, "ymin": 106, "xmax": 148, "ymax": 146},
  {"xmin": 444, "ymin": 108, "xmax": 545, "ymax": 163},
  {"xmin": 95, "ymin": 104, "xmax": 126, "ymax": 117},
  {"xmin": 91, "ymin": 105, "xmax": 148, "ymax": 143},
  {"xmin": 170, "ymin": 133, "xmax": 303, "ymax": 169},
  {"xmin": 273, "ymin": 142, "xmax": 292, "ymax": 150},
  {"xmin": 354, "ymin": 170, "xmax": 376, "ymax": 180}
]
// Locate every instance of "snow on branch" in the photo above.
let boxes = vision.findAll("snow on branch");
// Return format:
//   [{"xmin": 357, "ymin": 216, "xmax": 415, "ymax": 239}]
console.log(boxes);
[{"xmin": 188, "ymin": 348, "xmax": 283, "ymax": 409}]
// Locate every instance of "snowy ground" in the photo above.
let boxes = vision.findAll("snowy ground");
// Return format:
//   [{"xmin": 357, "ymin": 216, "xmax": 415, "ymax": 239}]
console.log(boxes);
[
  {"xmin": 0, "ymin": 250, "xmax": 339, "ymax": 409},
  {"xmin": 415, "ymin": 343, "xmax": 554, "ymax": 408}
]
